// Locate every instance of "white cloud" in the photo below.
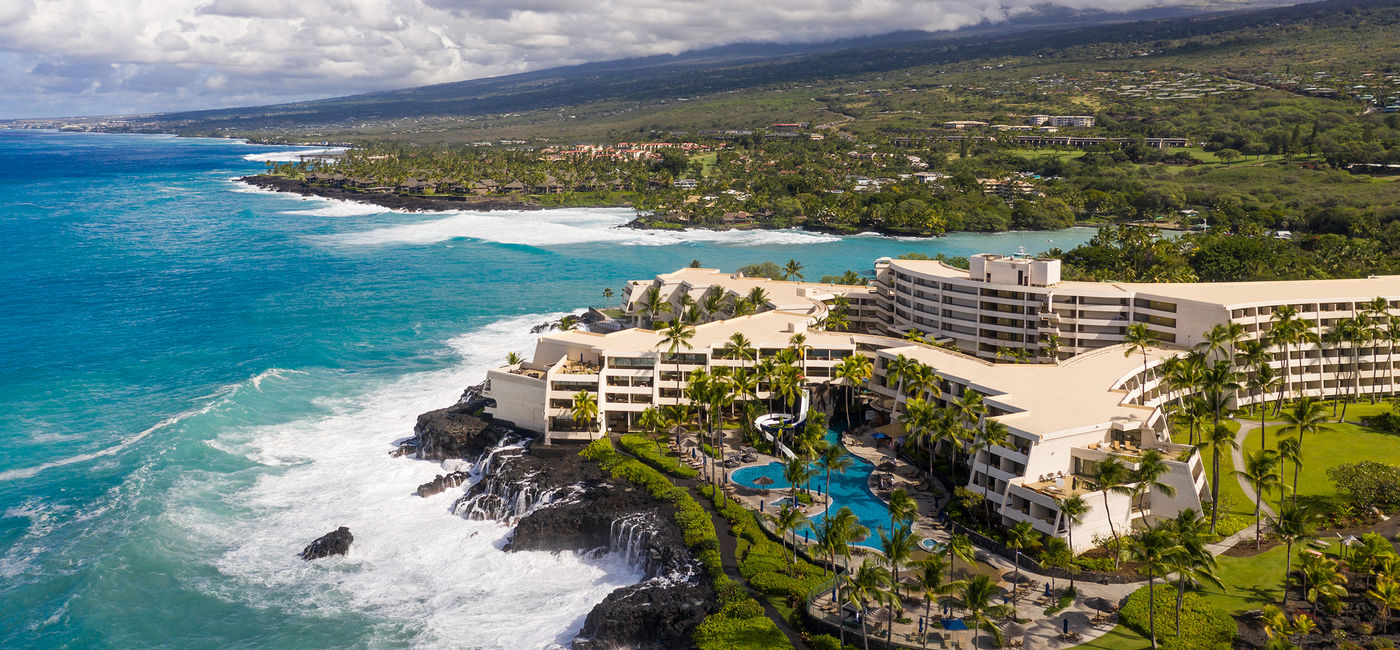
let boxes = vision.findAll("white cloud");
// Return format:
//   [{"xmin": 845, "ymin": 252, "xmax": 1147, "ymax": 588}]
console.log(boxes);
[{"xmin": 0, "ymin": 0, "xmax": 1181, "ymax": 118}]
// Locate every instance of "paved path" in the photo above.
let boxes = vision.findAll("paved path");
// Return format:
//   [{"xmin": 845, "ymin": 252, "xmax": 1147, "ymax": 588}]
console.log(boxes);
[{"xmin": 675, "ymin": 472, "xmax": 811, "ymax": 650}]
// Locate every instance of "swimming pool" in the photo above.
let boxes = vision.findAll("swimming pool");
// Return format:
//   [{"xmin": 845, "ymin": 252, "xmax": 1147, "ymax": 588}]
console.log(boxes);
[{"xmin": 731, "ymin": 428, "xmax": 900, "ymax": 549}]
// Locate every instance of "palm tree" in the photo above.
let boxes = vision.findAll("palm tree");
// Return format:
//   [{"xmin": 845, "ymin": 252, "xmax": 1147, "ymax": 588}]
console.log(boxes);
[
  {"xmin": 971, "ymin": 418, "xmax": 1010, "ymax": 523},
  {"xmin": 783, "ymin": 455, "xmax": 814, "ymax": 508},
  {"xmin": 1164, "ymin": 509, "xmax": 1221, "ymax": 636},
  {"xmin": 772, "ymin": 503, "xmax": 807, "ymax": 567},
  {"xmin": 816, "ymin": 441, "xmax": 853, "ymax": 502},
  {"xmin": 1089, "ymin": 456, "xmax": 1134, "ymax": 568},
  {"xmin": 505, "ymin": 351, "xmax": 525, "ymax": 365},
  {"xmin": 1006, "ymin": 520, "xmax": 1041, "ymax": 588},
  {"xmin": 782, "ymin": 258, "xmax": 804, "ymax": 281},
  {"xmin": 905, "ymin": 362, "xmax": 942, "ymax": 405},
  {"xmin": 658, "ymin": 319, "xmax": 696, "ymax": 384},
  {"xmin": 888, "ymin": 488, "xmax": 919, "ymax": 533},
  {"xmin": 746, "ymin": 286, "xmax": 769, "ymax": 312},
  {"xmin": 1125, "ymin": 323, "xmax": 1157, "ymax": 399},
  {"xmin": 883, "ymin": 354, "xmax": 916, "ymax": 418},
  {"xmin": 638, "ymin": 406, "xmax": 666, "ymax": 456},
  {"xmin": 879, "ymin": 524, "xmax": 919, "ymax": 642},
  {"xmin": 729, "ymin": 295, "xmax": 755, "ymax": 318},
  {"xmin": 1200, "ymin": 360, "xmax": 1242, "ymax": 438},
  {"xmin": 1236, "ymin": 449, "xmax": 1283, "ymax": 548},
  {"xmin": 1268, "ymin": 503, "xmax": 1317, "ymax": 605},
  {"xmin": 847, "ymin": 558, "xmax": 893, "ymax": 650},
  {"xmin": 723, "ymin": 332, "xmax": 755, "ymax": 372},
  {"xmin": 1200, "ymin": 423, "xmax": 1240, "ymax": 534},
  {"xmin": 1057, "ymin": 495, "xmax": 1089, "ymax": 590},
  {"xmin": 954, "ymin": 575, "xmax": 1013, "ymax": 649},
  {"xmin": 901, "ymin": 398, "xmax": 938, "ymax": 481},
  {"xmin": 1327, "ymin": 316, "xmax": 1366, "ymax": 419},
  {"xmin": 601, "ymin": 287, "xmax": 614, "ymax": 306},
  {"xmin": 1196, "ymin": 323, "xmax": 1233, "ymax": 364},
  {"xmin": 571, "ymin": 389, "xmax": 598, "ymax": 440},
  {"xmin": 701, "ymin": 287, "xmax": 727, "ymax": 322},
  {"xmin": 910, "ymin": 555, "xmax": 963, "ymax": 650},
  {"xmin": 1275, "ymin": 436, "xmax": 1303, "ymax": 509},
  {"xmin": 1129, "ymin": 524, "xmax": 1182, "ymax": 649},
  {"xmin": 944, "ymin": 533, "xmax": 975, "ymax": 588},
  {"xmin": 1386, "ymin": 314, "xmax": 1400, "ymax": 402},
  {"xmin": 1279, "ymin": 398, "xmax": 1330, "ymax": 503},
  {"xmin": 1270, "ymin": 305, "xmax": 1306, "ymax": 413},
  {"xmin": 1248, "ymin": 363, "xmax": 1281, "ymax": 451},
  {"xmin": 1300, "ymin": 552, "xmax": 1348, "ymax": 617},
  {"xmin": 1040, "ymin": 537, "xmax": 1073, "ymax": 591},
  {"xmin": 950, "ymin": 388, "xmax": 984, "ymax": 479},
  {"xmin": 1367, "ymin": 577, "xmax": 1400, "ymax": 635},
  {"xmin": 1132, "ymin": 449, "xmax": 1177, "ymax": 518},
  {"xmin": 637, "ymin": 285, "xmax": 666, "ymax": 328},
  {"xmin": 789, "ymin": 332, "xmax": 812, "ymax": 379},
  {"xmin": 833, "ymin": 355, "xmax": 873, "ymax": 429}
]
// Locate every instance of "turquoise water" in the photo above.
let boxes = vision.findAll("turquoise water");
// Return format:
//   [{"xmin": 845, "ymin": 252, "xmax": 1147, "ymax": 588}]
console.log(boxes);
[
  {"xmin": 731, "ymin": 430, "xmax": 894, "ymax": 550},
  {"xmin": 0, "ymin": 129, "xmax": 1095, "ymax": 648}
]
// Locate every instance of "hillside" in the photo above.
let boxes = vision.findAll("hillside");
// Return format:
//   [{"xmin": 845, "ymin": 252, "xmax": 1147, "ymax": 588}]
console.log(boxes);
[{"xmin": 55, "ymin": 0, "xmax": 1388, "ymax": 144}]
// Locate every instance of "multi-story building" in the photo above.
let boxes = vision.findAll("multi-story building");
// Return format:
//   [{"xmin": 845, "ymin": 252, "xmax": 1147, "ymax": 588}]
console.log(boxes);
[
  {"xmin": 486, "ymin": 256, "xmax": 1400, "ymax": 551},
  {"xmin": 1027, "ymin": 115, "xmax": 1097, "ymax": 127}
]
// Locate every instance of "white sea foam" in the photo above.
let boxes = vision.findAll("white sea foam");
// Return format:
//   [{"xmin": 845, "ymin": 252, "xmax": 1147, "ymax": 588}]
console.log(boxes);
[
  {"xmin": 280, "ymin": 201, "xmax": 393, "ymax": 218},
  {"xmin": 322, "ymin": 207, "xmax": 840, "ymax": 248},
  {"xmin": 173, "ymin": 312, "xmax": 638, "ymax": 648},
  {"xmin": 241, "ymin": 147, "xmax": 347, "ymax": 163}
]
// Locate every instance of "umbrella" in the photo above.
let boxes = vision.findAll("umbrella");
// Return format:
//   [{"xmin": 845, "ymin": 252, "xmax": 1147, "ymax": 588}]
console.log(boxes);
[
  {"xmin": 877, "ymin": 461, "xmax": 897, "ymax": 471},
  {"xmin": 741, "ymin": 446, "xmax": 758, "ymax": 454},
  {"xmin": 1084, "ymin": 597, "xmax": 1114, "ymax": 616},
  {"xmin": 1063, "ymin": 618, "xmax": 1070, "ymax": 635},
  {"xmin": 1002, "ymin": 622, "xmax": 1026, "ymax": 638},
  {"xmin": 668, "ymin": 424, "xmax": 689, "ymax": 436},
  {"xmin": 753, "ymin": 476, "xmax": 775, "ymax": 487}
]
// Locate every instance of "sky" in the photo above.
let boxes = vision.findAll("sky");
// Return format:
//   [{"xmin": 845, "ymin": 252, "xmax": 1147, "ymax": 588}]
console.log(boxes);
[{"xmin": 0, "ymin": 0, "xmax": 1181, "ymax": 119}]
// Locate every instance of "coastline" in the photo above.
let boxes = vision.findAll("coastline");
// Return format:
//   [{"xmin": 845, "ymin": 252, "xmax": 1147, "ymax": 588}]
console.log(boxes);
[{"xmin": 239, "ymin": 175, "xmax": 550, "ymax": 213}]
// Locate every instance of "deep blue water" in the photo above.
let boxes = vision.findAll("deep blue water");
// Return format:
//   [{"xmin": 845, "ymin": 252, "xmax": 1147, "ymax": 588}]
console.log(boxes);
[{"xmin": 0, "ymin": 130, "xmax": 1095, "ymax": 648}]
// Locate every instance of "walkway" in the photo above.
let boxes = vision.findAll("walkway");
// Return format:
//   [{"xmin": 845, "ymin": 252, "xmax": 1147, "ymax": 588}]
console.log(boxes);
[{"xmin": 675, "ymin": 472, "xmax": 811, "ymax": 650}]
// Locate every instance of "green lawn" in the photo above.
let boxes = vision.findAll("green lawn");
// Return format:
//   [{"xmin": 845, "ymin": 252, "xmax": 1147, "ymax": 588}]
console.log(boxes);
[
  {"xmin": 1241, "ymin": 405, "xmax": 1400, "ymax": 507},
  {"xmin": 1072, "ymin": 624, "xmax": 1151, "ymax": 649}
]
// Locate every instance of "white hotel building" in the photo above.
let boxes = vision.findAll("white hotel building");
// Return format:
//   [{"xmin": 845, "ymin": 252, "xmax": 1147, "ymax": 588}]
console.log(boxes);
[{"xmin": 485, "ymin": 256, "xmax": 1400, "ymax": 550}]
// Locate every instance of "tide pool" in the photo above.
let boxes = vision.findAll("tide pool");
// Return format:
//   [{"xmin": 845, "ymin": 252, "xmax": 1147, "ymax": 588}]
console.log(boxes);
[{"xmin": 0, "ymin": 129, "xmax": 1095, "ymax": 648}]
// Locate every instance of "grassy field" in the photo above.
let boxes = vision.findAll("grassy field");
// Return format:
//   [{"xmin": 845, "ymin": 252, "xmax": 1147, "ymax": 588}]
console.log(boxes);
[
  {"xmin": 1242, "ymin": 402, "xmax": 1400, "ymax": 507},
  {"xmin": 1172, "ymin": 419, "xmax": 1252, "ymax": 518}
]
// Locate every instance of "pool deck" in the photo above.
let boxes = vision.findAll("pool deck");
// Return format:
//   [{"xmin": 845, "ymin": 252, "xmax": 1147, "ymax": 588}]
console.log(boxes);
[{"xmin": 679, "ymin": 425, "xmax": 1144, "ymax": 649}]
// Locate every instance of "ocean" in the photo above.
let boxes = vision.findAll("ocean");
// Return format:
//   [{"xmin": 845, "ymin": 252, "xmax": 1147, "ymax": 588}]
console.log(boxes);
[{"xmin": 0, "ymin": 129, "xmax": 1096, "ymax": 648}]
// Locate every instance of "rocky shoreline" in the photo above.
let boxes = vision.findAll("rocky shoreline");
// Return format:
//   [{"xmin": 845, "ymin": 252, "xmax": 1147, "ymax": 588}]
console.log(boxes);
[{"xmin": 396, "ymin": 395, "xmax": 714, "ymax": 649}]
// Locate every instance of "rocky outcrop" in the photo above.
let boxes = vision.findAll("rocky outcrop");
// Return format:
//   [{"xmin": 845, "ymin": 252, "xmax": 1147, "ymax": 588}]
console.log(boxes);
[
  {"xmin": 416, "ymin": 470, "xmax": 470, "ymax": 497},
  {"xmin": 572, "ymin": 579, "xmax": 713, "ymax": 650},
  {"xmin": 299, "ymin": 527, "xmax": 353, "ymax": 560},
  {"xmin": 453, "ymin": 442, "xmax": 715, "ymax": 649},
  {"xmin": 394, "ymin": 402, "xmax": 523, "ymax": 461}
]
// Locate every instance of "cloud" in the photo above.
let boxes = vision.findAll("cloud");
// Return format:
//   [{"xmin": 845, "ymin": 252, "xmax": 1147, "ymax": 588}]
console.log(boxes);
[{"xmin": 0, "ymin": 0, "xmax": 1181, "ymax": 118}]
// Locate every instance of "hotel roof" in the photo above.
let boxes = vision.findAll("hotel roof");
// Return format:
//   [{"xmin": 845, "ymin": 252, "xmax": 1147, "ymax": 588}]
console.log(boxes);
[
  {"xmin": 886, "ymin": 259, "xmax": 1400, "ymax": 306},
  {"xmin": 881, "ymin": 342, "xmax": 1173, "ymax": 440}
]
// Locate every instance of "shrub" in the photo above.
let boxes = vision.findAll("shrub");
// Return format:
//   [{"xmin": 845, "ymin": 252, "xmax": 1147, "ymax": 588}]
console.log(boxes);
[
  {"xmin": 808, "ymin": 634, "xmax": 851, "ymax": 650},
  {"xmin": 1361, "ymin": 408, "xmax": 1400, "ymax": 434},
  {"xmin": 618, "ymin": 434, "xmax": 698, "ymax": 478},
  {"xmin": 1328, "ymin": 461, "xmax": 1400, "ymax": 510},
  {"xmin": 1074, "ymin": 556, "xmax": 1116, "ymax": 573},
  {"xmin": 1120, "ymin": 584, "xmax": 1234, "ymax": 649},
  {"xmin": 693, "ymin": 615, "xmax": 790, "ymax": 650}
]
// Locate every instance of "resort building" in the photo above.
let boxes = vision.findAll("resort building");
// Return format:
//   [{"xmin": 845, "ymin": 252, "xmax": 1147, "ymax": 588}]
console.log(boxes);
[{"xmin": 485, "ymin": 256, "xmax": 1400, "ymax": 551}]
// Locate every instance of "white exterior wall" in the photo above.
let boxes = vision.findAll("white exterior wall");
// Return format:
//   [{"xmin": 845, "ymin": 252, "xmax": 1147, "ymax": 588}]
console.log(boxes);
[{"xmin": 486, "ymin": 368, "xmax": 548, "ymax": 433}]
